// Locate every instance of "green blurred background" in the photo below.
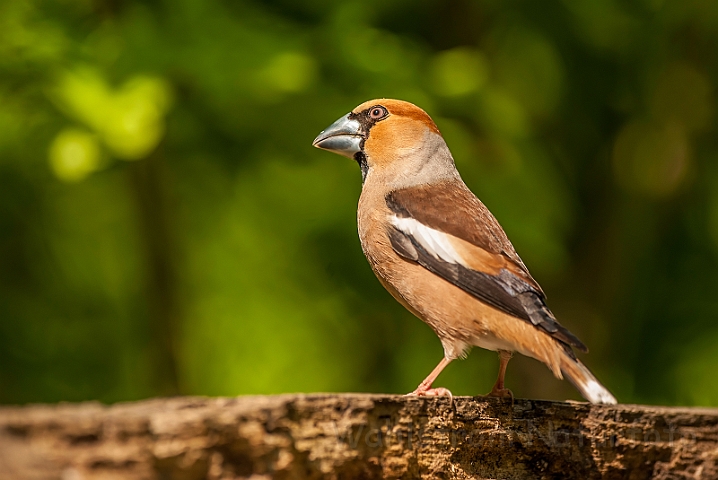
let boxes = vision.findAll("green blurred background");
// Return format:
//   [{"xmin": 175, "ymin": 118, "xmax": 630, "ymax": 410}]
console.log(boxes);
[{"xmin": 1, "ymin": 0, "xmax": 717, "ymax": 407}]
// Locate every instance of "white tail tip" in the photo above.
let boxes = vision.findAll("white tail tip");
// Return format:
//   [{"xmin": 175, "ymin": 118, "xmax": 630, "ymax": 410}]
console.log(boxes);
[
  {"xmin": 561, "ymin": 354, "xmax": 617, "ymax": 405},
  {"xmin": 583, "ymin": 379, "xmax": 617, "ymax": 405}
]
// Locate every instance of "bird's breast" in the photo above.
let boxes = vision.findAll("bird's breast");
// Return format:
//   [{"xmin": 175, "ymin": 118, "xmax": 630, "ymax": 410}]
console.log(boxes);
[
  {"xmin": 357, "ymin": 191, "xmax": 396, "ymax": 276},
  {"xmin": 356, "ymin": 188, "xmax": 480, "ymax": 355}
]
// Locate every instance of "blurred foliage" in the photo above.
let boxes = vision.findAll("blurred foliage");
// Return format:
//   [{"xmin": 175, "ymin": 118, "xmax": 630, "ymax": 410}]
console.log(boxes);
[{"xmin": 1, "ymin": 0, "xmax": 718, "ymax": 407}]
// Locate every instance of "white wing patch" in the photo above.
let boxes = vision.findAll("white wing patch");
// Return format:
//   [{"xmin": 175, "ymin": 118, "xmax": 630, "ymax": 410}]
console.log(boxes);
[{"xmin": 391, "ymin": 215, "xmax": 468, "ymax": 267}]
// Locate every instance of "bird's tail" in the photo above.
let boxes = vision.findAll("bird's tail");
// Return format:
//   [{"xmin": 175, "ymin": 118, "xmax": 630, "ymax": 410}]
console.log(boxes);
[{"xmin": 560, "ymin": 350, "xmax": 617, "ymax": 404}]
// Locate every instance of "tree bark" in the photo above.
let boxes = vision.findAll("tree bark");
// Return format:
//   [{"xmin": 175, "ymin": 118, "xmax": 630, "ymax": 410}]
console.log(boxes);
[{"xmin": 0, "ymin": 394, "xmax": 716, "ymax": 479}]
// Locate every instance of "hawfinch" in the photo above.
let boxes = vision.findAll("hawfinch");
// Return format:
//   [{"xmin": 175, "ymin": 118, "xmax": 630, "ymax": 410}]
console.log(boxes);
[{"xmin": 312, "ymin": 99, "xmax": 616, "ymax": 404}]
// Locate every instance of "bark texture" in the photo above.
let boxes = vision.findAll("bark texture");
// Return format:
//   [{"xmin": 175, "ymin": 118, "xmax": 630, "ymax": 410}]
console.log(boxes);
[{"xmin": 1, "ymin": 394, "xmax": 716, "ymax": 479}]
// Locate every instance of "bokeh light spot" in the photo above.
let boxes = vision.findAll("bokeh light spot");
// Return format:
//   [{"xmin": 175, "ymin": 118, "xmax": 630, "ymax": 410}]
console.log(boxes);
[
  {"xmin": 103, "ymin": 76, "xmax": 172, "ymax": 160},
  {"xmin": 430, "ymin": 48, "xmax": 488, "ymax": 97},
  {"xmin": 48, "ymin": 128, "xmax": 101, "ymax": 182},
  {"xmin": 479, "ymin": 88, "xmax": 530, "ymax": 138},
  {"xmin": 53, "ymin": 68, "xmax": 172, "ymax": 160},
  {"xmin": 613, "ymin": 120, "xmax": 690, "ymax": 197},
  {"xmin": 260, "ymin": 52, "xmax": 317, "ymax": 94}
]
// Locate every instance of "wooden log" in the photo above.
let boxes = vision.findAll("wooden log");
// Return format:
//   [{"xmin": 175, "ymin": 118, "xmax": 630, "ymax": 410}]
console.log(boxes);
[{"xmin": 0, "ymin": 394, "xmax": 716, "ymax": 479}]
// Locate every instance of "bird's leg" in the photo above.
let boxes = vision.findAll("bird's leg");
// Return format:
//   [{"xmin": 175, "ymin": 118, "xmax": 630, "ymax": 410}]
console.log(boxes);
[
  {"xmin": 487, "ymin": 350, "xmax": 514, "ymax": 401},
  {"xmin": 406, "ymin": 357, "xmax": 453, "ymax": 397}
]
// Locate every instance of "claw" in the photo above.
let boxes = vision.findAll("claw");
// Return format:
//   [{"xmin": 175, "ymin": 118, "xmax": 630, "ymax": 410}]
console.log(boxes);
[
  {"xmin": 407, "ymin": 387, "xmax": 453, "ymax": 398},
  {"xmin": 487, "ymin": 387, "xmax": 514, "ymax": 406},
  {"xmin": 407, "ymin": 386, "xmax": 454, "ymax": 411}
]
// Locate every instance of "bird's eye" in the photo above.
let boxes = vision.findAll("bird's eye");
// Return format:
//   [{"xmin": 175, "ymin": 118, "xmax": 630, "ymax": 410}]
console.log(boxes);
[{"xmin": 369, "ymin": 106, "xmax": 387, "ymax": 120}]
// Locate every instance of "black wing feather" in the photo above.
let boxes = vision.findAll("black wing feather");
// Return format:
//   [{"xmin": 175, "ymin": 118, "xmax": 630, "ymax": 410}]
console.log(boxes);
[{"xmin": 388, "ymin": 225, "xmax": 587, "ymax": 353}]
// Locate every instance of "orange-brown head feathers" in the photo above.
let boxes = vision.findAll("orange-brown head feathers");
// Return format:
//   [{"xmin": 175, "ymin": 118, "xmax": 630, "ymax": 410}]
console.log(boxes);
[
  {"xmin": 351, "ymin": 99, "xmax": 440, "ymax": 136},
  {"xmin": 351, "ymin": 100, "xmax": 442, "ymax": 173}
]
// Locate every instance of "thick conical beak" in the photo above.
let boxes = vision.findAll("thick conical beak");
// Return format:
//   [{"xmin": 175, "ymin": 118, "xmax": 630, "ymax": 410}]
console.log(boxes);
[{"xmin": 312, "ymin": 114, "xmax": 362, "ymax": 159}]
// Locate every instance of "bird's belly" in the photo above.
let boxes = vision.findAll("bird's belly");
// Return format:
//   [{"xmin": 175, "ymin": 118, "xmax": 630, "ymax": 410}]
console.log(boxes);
[{"xmin": 367, "ymin": 251, "xmax": 495, "ymax": 355}]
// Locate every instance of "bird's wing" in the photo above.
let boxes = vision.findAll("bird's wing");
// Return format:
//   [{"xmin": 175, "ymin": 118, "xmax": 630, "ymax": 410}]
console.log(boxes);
[{"xmin": 386, "ymin": 181, "xmax": 587, "ymax": 352}]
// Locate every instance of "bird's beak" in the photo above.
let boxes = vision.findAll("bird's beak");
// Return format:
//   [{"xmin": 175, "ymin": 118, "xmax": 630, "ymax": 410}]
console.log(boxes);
[{"xmin": 312, "ymin": 113, "xmax": 362, "ymax": 159}]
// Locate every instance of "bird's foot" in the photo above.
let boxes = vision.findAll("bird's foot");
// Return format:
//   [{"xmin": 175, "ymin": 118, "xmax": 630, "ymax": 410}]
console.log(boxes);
[
  {"xmin": 486, "ymin": 387, "xmax": 514, "ymax": 405},
  {"xmin": 406, "ymin": 386, "xmax": 455, "ymax": 412},
  {"xmin": 406, "ymin": 386, "xmax": 453, "ymax": 398}
]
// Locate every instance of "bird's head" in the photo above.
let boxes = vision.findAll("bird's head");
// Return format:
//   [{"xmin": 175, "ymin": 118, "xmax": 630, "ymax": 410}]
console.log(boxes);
[{"xmin": 313, "ymin": 99, "xmax": 457, "ymax": 186}]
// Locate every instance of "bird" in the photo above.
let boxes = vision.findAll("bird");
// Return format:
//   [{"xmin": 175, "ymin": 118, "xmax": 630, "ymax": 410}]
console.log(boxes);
[{"xmin": 312, "ymin": 99, "xmax": 617, "ymax": 404}]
